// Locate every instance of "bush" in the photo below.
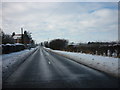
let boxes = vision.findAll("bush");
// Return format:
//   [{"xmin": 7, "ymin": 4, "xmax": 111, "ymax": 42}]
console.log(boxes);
[{"xmin": 49, "ymin": 39, "xmax": 68, "ymax": 50}]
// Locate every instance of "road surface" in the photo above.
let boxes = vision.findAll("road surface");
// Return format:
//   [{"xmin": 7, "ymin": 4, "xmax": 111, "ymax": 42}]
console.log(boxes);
[{"xmin": 3, "ymin": 46, "xmax": 119, "ymax": 88}]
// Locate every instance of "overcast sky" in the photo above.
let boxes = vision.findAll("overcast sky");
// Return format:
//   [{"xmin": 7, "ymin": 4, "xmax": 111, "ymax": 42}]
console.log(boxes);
[{"xmin": 2, "ymin": 2, "xmax": 118, "ymax": 43}]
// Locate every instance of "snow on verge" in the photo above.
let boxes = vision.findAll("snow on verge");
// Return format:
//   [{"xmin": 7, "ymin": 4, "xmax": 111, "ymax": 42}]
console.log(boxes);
[
  {"xmin": 1, "ymin": 47, "xmax": 39, "ymax": 81},
  {"xmin": 44, "ymin": 47, "xmax": 119, "ymax": 77},
  {"xmin": 0, "ymin": 52, "xmax": 1, "ymax": 89}
]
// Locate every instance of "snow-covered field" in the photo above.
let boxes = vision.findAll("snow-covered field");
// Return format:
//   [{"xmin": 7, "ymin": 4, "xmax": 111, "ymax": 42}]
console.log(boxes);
[
  {"xmin": 1, "ymin": 47, "xmax": 38, "ymax": 80},
  {"xmin": 44, "ymin": 47, "xmax": 119, "ymax": 77}
]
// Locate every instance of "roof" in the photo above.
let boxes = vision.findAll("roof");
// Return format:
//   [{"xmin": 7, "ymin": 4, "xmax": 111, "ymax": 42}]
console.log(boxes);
[{"xmin": 13, "ymin": 34, "xmax": 22, "ymax": 39}]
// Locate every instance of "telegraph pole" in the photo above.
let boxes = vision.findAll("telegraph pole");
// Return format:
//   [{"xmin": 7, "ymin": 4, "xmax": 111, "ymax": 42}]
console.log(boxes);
[{"xmin": 21, "ymin": 27, "xmax": 24, "ymax": 44}]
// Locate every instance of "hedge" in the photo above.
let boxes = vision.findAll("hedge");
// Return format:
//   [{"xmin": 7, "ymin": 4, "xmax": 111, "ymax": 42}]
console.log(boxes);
[{"xmin": 1, "ymin": 44, "xmax": 26, "ymax": 54}]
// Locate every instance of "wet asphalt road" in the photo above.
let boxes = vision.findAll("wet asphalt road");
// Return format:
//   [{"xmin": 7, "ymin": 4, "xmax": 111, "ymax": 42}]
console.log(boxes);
[{"xmin": 3, "ymin": 46, "xmax": 119, "ymax": 88}]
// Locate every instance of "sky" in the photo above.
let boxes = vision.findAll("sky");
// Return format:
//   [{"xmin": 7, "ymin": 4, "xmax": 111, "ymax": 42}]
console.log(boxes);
[{"xmin": 1, "ymin": 1, "xmax": 119, "ymax": 43}]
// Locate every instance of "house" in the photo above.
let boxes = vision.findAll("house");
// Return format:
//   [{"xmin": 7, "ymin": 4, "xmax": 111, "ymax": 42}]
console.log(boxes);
[
  {"xmin": 12, "ymin": 33, "xmax": 31, "ymax": 45},
  {"xmin": 12, "ymin": 28, "xmax": 32, "ymax": 47},
  {"xmin": 13, "ymin": 34, "xmax": 23, "ymax": 43}
]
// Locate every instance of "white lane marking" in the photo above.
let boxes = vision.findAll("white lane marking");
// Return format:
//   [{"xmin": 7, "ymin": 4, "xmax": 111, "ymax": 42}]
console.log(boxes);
[{"xmin": 48, "ymin": 61, "xmax": 50, "ymax": 64}]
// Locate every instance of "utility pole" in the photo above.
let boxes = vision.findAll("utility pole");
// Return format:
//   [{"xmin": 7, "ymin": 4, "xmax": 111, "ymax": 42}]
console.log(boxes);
[
  {"xmin": 21, "ymin": 27, "xmax": 24, "ymax": 44},
  {"xmin": 48, "ymin": 38, "xmax": 49, "ymax": 43}
]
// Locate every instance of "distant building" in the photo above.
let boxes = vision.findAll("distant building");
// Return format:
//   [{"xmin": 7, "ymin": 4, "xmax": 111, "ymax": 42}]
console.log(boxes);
[
  {"xmin": 12, "ymin": 33, "xmax": 31, "ymax": 45},
  {"xmin": 12, "ymin": 28, "xmax": 32, "ymax": 47},
  {"xmin": 13, "ymin": 34, "xmax": 22, "ymax": 43}
]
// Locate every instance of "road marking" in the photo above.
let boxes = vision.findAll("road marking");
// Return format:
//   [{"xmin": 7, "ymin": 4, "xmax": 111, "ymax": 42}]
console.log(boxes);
[{"xmin": 48, "ymin": 61, "xmax": 50, "ymax": 64}]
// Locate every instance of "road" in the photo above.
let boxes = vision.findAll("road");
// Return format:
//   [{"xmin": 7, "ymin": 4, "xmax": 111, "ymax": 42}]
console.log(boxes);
[{"xmin": 3, "ymin": 46, "xmax": 119, "ymax": 88}]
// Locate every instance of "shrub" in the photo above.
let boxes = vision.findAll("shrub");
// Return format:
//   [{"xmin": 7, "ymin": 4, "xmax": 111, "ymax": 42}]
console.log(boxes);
[{"xmin": 49, "ymin": 39, "xmax": 68, "ymax": 50}]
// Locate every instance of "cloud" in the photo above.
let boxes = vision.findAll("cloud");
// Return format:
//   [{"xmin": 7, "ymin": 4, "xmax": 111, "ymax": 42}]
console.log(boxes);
[
  {"xmin": 2, "ymin": 2, "xmax": 118, "ymax": 43},
  {"xmin": 2, "ymin": 0, "xmax": 120, "ymax": 2}
]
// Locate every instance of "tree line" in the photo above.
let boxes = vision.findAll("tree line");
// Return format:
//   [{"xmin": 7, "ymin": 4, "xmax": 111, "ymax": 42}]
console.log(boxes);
[
  {"xmin": 0, "ymin": 29, "xmax": 36, "ymax": 54},
  {"xmin": 42, "ymin": 39, "xmax": 120, "ymax": 58},
  {"xmin": 1, "ymin": 30, "xmax": 35, "ymax": 46}
]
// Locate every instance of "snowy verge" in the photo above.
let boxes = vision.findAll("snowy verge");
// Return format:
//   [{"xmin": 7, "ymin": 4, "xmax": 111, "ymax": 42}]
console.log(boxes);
[
  {"xmin": 44, "ymin": 47, "xmax": 119, "ymax": 78},
  {"xmin": 0, "ymin": 53, "xmax": 1, "ymax": 89},
  {"xmin": 2, "ymin": 47, "xmax": 39, "ymax": 81}
]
